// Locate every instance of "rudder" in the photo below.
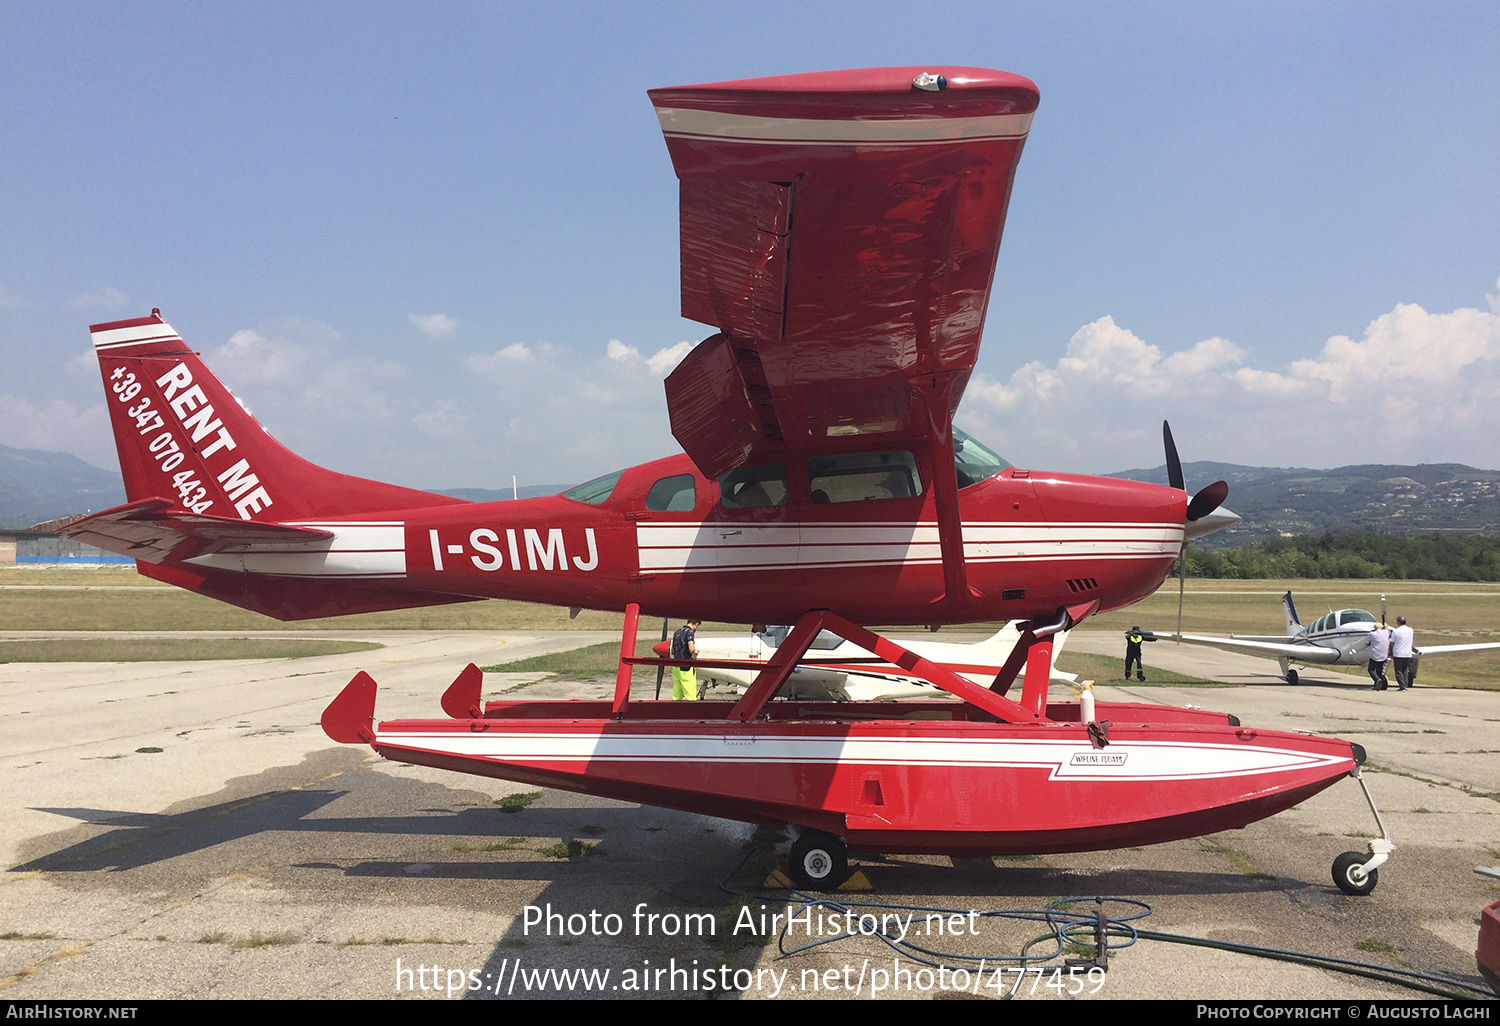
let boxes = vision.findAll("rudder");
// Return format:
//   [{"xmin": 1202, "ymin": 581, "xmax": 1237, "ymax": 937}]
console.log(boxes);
[{"xmin": 1283, "ymin": 590, "xmax": 1302, "ymax": 636}]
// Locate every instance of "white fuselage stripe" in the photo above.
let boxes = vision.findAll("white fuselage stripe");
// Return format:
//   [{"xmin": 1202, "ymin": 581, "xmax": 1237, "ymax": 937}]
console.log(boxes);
[{"xmin": 636, "ymin": 521, "xmax": 1182, "ymax": 573}]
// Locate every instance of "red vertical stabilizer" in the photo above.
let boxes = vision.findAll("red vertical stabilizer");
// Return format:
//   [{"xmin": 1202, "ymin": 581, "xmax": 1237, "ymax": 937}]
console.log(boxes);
[{"xmin": 90, "ymin": 312, "xmax": 468, "ymax": 523}]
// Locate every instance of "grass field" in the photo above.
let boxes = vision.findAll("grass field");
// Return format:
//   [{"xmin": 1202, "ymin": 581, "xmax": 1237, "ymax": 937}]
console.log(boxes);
[
  {"xmin": 0, "ymin": 638, "xmax": 383, "ymax": 663},
  {"xmin": 1066, "ymin": 579, "xmax": 1500, "ymax": 691},
  {"xmin": 4, "ymin": 565, "xmax": 1497, "ymax": 688},
  {"xmin": 481, "ymin": 638, "xmax": 677, "ymax": 690},
  {"xmin": 1052, "ymin": 650, "xmax": 1225, "ymax": 688}
]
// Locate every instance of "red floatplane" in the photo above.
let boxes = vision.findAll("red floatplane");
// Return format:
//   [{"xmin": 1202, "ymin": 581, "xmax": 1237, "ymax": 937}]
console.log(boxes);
[{"xmin": 67, "ymin": 67, "xmax": 1391, "ymax": 890}]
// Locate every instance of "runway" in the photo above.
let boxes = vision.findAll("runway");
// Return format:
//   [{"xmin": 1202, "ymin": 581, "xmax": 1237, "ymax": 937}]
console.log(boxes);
[{"xmin": 0, "ymin": 628, "xmax": 1495, "ymax": 1000}]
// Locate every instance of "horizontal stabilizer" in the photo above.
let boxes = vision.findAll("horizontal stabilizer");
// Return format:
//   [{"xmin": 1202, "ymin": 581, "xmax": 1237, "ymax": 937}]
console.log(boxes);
[{"xmin": 60, "ymin": 498, "xmax": 333, "ymax": 564}]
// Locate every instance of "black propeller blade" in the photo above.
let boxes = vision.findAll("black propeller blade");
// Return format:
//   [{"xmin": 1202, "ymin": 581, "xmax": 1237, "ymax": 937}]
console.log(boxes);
[
  {"xmin": 1163, "ymin": 421, "xmax": 1232, "ymax": 639},
  {"xmin": 1187, "ymin": 479, "xmax": 1229, "ymax": 522},
  {"xmin": 1163, "ymin": 420, "xmax": 1185, "ymax": 492}
]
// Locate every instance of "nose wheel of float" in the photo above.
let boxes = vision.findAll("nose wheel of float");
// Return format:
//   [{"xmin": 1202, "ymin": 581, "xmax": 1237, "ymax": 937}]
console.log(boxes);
[
  {"xmin": 1333, "ymin": 850, "xmax": 1378, "ymax": 895},
  {"xmin": 789, "ymin": 829, "xmax": 848, "ymax": 891},
  {"xmin": 1331, "ymin": 770, "xmax": 1395, "ymax": 895}
]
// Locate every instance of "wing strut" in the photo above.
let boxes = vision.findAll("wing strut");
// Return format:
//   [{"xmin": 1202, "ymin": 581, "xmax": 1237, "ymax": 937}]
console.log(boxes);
[
  {"xmin": 612, "ymin": 603, "xmax": 642, "ymax": 717},
  {"xmin": 916, "ymin": 371, "xmax": 977, "ymax": 614}
]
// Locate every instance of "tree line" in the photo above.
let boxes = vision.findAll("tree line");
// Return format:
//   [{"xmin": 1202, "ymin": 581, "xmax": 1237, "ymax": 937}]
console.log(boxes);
[{"xmin": 1180, "ymin": 534, "xmax": 1500, "ymax": 581}]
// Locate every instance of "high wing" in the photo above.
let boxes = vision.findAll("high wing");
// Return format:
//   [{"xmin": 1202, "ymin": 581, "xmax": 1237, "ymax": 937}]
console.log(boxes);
[
  {"xmin": 1176, "ymin": 634, "xmax": 1344, "ymax": 664},
  {"xmin": 652, "ymin": 67, "xmax": 1039, "ymax": 477}
]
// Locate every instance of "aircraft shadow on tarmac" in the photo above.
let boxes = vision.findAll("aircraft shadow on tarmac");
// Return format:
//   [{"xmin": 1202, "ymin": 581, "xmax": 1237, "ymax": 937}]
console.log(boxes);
[
  {"xmin": 17, "ymin": 789, "xmax": 347, "ymax": 873},
  {"xmin": 16, "ymin": 786, "xmax": 1302, "ymax": 903},
  {"xmin": 1221, "ymin": 673, "xmax": 1396, "ymax": 691}
]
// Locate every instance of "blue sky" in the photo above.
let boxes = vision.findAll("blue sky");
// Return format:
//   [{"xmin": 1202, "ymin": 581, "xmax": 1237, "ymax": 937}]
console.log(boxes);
[{"xmin": 3, "ymin": 1, "xmax": 1498, "ymax": 490}]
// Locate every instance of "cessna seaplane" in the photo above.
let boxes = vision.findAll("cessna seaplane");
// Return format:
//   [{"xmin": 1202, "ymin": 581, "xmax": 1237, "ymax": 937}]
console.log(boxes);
[
  {"xmin": 1179, "ymin": 591, "xmax": 1500, "ymax": 685},
  {"xmin": 67, "ymin": 66, "xmax": 1392, "ymax": 893}
]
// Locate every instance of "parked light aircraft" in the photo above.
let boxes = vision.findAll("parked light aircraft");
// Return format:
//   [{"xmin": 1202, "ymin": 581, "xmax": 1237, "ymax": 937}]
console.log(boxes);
[
  {"xmin": 664, "ymin": 625, "xmax": 1076, "ymax": 702},
  {"xmin": 1178, "ymin": 591, "xmax": 1500, "ymax": 685},
  {"xmin": 66, "ymin": 66, "xmax": 1390, "ymax": 893}
]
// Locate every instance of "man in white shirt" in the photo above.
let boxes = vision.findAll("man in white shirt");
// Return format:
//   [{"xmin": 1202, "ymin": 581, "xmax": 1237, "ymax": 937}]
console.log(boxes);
[
  {"xmin": 1367, "ymin": 621, "xmax": 1392, "ymax": 691},
  {"xmin": 1390, "ymin": 616, "xmax": 1416, "ymax": 691}
]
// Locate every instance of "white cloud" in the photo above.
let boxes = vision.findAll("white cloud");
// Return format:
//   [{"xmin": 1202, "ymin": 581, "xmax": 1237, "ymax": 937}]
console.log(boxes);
[
  {"xmin": 962, "ymin": 286, "xmax": 1500, "ymax": 473},
  {"xmin": 604, "ymin": 338, "xmax": 694, "ymax": 375},
  {"xmin": 0, "ymin": 395, "xmax": 114, "ymax": 468},
  {"xmin": 646, "ymin": 340, "xmax": 694, "ymax": 376},
  {"xmin": 451, "ymin": 336, "xmax": 691, "ymax": 486},
  {"xmin": 409, "ymin": 313, "xmax": 457, "ymax": 340},
  {"xmin": 66, "ymin": 287, "xmax": 130, "ymax": 314}
]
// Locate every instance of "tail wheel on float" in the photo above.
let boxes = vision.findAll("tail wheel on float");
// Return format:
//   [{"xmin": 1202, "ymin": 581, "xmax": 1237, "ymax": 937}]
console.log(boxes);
[
  {"xmin": 789, "ymin": 829, "xmax": 848, "ymax": 891},
  {"xmin": 1333, "ymin": 850, "xmax": 1378, "ymax": 895}
]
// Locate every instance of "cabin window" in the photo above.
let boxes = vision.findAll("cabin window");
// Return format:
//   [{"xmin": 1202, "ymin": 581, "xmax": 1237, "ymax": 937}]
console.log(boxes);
[
  {"xmin": 561, "ymin": 470, "xmax": 623, "ymax": 505},
  {"xmin": 645, "ymin": 474, "xmax": 696, "ymax": 512},
  {"xmin": 807, "ymin": 450, "xmax": 922, "ymax": 504},
  {"xmin": 719, "ymin": 465, "xmax": 787, "ymax": 508}
]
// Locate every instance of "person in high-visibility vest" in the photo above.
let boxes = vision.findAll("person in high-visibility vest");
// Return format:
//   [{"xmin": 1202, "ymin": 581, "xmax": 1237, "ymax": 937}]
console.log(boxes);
[
  {"xmin": 671, "ymin": 619, "xmax": 702, "ymax": 700},
  {"xmin": 1123, "ymin": 627, "xmax": 1156, "ymax": 681}
]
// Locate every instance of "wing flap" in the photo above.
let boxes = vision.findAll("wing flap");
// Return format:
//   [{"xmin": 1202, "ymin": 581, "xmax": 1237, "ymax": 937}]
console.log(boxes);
[
  {"xmin": 59, "ymin": 498, "xmax": 334, "ymax": 564},
  {"xmin": 679, "ymin": 180, "xmax": 790, "ymax": 338}
]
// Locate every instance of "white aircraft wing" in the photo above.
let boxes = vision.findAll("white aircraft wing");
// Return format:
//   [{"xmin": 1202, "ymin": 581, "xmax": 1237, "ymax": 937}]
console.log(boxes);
[
  {"xmin": 1177, "ymin": 634, "xmax": 1343, "ymax": 664},
  {"xmin": 1417, "ymin": 641, "xmax": 1500, "ymax": 656}
]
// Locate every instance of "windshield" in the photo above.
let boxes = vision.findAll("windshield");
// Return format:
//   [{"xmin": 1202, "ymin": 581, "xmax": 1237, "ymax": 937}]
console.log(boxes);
[
  {"xmin": 561, "ymin": 470, "xmax": 623, "ymax": 505},
  {"xmin": 953, "ymin": 427, "xmax": 1011, "ymax": 488}
]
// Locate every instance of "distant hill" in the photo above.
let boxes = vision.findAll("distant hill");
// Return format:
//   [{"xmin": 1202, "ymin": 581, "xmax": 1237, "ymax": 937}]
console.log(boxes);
[
  {"xmin": 0, "ymin": 445, "xmax": 126, "ymax": 529},
  {"xmin": 1110, "ymin": 461, "xmax": 1500, "ymax": 545}
]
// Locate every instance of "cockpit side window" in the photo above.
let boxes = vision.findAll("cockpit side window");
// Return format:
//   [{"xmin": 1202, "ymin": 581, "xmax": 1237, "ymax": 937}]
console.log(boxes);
[
  {"xmin": 807, "ymin": 450, "xmax": 923, "ymax": 504},
  {"xmin": 645, "ymin": 474, "xmax": 696, "ymax": 512},
  {"xmin": 719, "ymin": 465, "xmax": 787, "ymax": 508}
]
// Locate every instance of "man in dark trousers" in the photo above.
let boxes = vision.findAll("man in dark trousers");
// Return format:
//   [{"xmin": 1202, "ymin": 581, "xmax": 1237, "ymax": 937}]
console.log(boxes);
[
  {"xmin": 1391, "ymin": 616, "xmax": 1416, "ymax": 691},
  {"xmin": 1367, "ymin": 619, "xmax": 1393, "ymax": 690},
  {"xmin": 670, "ymin": 619, "xmax": 702, "ymax": 700},
  {"xmin": 1124, "ymin": 626, "xmax": 1156, "ymax": 681}
]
